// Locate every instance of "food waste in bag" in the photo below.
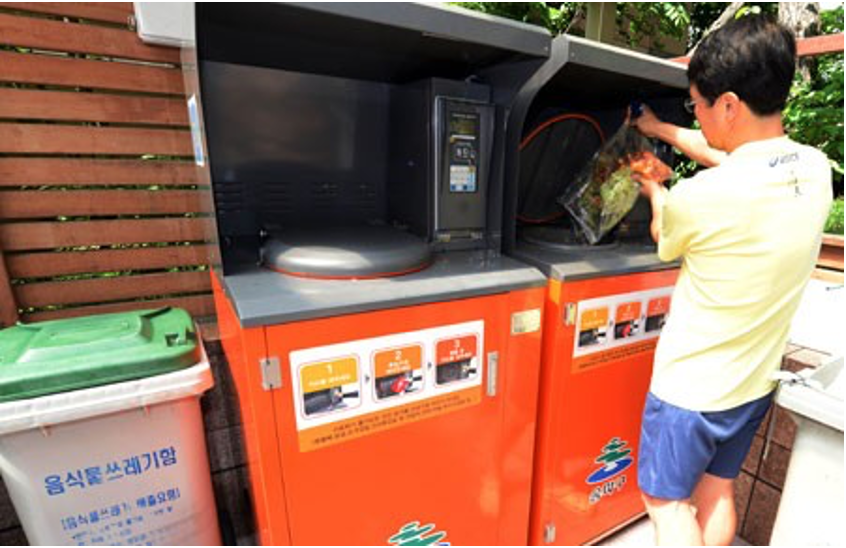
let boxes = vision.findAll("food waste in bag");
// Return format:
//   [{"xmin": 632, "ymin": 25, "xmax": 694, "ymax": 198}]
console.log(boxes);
[{"xmin": 558, "ymin": 124, "xmax": 672, "ymax": 244}]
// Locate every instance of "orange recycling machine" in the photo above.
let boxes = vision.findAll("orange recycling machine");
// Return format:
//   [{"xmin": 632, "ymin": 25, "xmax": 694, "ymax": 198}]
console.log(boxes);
[
  {"xmin": 148, "ymin": 3, "xmax": 559, "ymax": 545},
  {"xmin": 499, "ymin": 36, "xmax": 691, "ymax": 545}
]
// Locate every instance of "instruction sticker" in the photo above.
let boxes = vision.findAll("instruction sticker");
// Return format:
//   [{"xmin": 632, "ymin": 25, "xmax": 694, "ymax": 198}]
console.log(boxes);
[
  {"xmin": 614, "ymin": 301, "xmax": 642, "ymax": 340},
  {"xmin": 578, "ymin": 307, "xmax": 610, "ymax": 348},
  {"xmin": 646, "ymin": 296, "xmax": 671, "ymax": 332},
  {"xmin": 572, "ymin": 287, "xmax": 673, "ymax": 373},
  {"xmin": 299, "ymin": 356, "xmax": 361, "ymax": 418},
  {"xmin": 290, "ymin": 321, "xmax": 484, "ymax": 452},
  {"xmin": 373, "ymin": 344, "xmax": 424, "ymax": 401},
  {"xmin": 435, "ymin": 335, "xmax": 479, "ymax": 386}
]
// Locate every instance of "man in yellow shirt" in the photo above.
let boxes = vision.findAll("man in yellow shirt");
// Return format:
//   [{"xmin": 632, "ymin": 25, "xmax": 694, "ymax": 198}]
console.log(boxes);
[{"xmin": 631, "ymin": 14, "xmax": 833, "ymax": 546}]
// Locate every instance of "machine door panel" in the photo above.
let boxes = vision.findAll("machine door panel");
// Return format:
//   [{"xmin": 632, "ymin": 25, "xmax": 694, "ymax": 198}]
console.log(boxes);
[
  {"xmin": 533, "ymin": 270, "xmax": 677, "ymax": 545},
  {"xmin": 264, "ymin": 294, "xmax": 521, "ymax": 545}
]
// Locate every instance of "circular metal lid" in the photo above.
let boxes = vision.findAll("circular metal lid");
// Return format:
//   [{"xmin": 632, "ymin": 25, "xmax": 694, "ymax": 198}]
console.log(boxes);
[
  {"xmin": 518, "ymin": 113, "xmax": 605, "ymax": 224},
  {"xmin": 262, "ymin": 226, "xmax": 432, "ymax": 279},
  {"xmin": 520, "ymin": 225, "xmax": 618, "ymax": 251}
]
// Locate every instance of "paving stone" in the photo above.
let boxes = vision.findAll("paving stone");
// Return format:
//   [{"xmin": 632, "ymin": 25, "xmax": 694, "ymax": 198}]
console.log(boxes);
[
  {"xmin": 769, "ymin": 406, "xmax": 798, "ymax": 450},
  {"xmin": 742, "ymin": 435, "xmax": 764, "ymax": 476},
  {"xmin": 0, "ymin": 477, "xmax": 20, "ymax": 530},
  {"xmin": 759, "ymin": 441, "xmax": 792, "ymax": 490},
  {"xmin": 0, "ymin": 527, "xmax": 28, "ymax": 546},
  {"xmin": 201, "ymin": 341, "xmax": 243, "ymax": 432},
  {"xmin": 206, "ymin": 424, "xmax": 247, "ymax": 473},
  {"xmin": 742, "ymin": 480, "xmax": 781, "ymax": 546},
  {"xmin": 212, "ymin": 466, "xmax": 256, "ymax": 546},
  {"xmin": 734, "ymin": 470, "xmax": 755, "ymax": 532}
]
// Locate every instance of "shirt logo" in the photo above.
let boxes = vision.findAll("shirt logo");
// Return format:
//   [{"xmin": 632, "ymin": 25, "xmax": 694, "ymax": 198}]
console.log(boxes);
[{"xmin": 768, "ymin": 152, "xmax": 799, "ymax": 167}]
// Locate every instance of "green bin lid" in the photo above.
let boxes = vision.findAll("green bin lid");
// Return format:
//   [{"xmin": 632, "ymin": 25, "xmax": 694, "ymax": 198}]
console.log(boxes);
[{"xmin": 0, "ymin": 308, "xmax": 200, "ymax": 403}]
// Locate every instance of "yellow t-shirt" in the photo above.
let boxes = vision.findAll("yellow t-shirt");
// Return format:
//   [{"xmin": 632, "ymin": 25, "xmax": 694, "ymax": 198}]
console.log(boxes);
[{"xmin": 651, "ymin": 136, "xmax": 833, "ymax": 411}]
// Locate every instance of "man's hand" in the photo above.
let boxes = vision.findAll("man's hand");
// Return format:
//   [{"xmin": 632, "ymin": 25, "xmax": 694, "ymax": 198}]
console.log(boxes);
[
  {"xmin": 637, "ymin": 176, "xmax": 667, "ymax": 200},
  {"xmin": 630, "ymin": 104, "xmax": 664, "ymax": 139},
  {"xmin": 629, "ymin": 103, "xmax": 727, "ymax": 168},
  {"xmin": 631, "ymin": 170, "xmax": 668, "ymax": 244}
]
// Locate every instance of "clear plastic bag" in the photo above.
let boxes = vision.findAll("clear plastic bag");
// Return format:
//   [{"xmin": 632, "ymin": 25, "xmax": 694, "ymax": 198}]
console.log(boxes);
[{"xmin": 558, "ymin": 123, "xmax": 672, "ymax": 244}]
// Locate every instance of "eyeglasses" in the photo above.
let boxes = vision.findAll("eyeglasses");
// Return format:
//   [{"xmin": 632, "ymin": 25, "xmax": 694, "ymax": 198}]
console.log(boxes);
[{"xmin": 683, "ymin": 97, "xmax": 698, "ymax": 113}]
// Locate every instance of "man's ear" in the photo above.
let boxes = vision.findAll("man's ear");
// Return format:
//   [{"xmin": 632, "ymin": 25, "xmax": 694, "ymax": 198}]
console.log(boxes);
[{"xmin": 722, "ymin": 92, "xmax": 742, "ymax": 123}]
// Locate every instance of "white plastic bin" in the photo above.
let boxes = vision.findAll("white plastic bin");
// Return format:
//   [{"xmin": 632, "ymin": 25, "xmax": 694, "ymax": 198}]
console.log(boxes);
[
  {"xmin": 770, "ymin": 355, "xmax": 844, "ymax": 546},
  {"xmin": 0, "ymin": 308, "xmax": 221, "ymax": 546}
]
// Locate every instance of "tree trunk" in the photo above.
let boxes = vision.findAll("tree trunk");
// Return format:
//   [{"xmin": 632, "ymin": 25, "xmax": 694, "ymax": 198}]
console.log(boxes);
[
  {"xmin": 779, "ymin": 2, "xmax": 821, "ymax": 38},
  {"xmin": 687, "ymin": 1, "xmax": 746, "ymax": 56},
  {"xmin": 779, "ymin": 2, "xmax": 821, "ymax": 80}
]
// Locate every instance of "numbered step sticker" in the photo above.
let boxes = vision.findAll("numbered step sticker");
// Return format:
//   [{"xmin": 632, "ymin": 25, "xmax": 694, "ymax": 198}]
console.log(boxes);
[
  {"xmin": 372, "ymin": 344, "xmax": 424, "ymax": 401},
  {"xmin": 299, "ymin": 356, "xmax": 361, "ymax": 418},
  {"xmin": 614, "ymin": 302, "xmax": 642, "ymax": 340},
  {"xmin": 571, "ymin": 286, "xmax": 675, "ymax": 373},
  {"xmin": 578, "ymin": 307, "xmax": 609, "ymax": 348},
  {"xmin": 288, "ymin": 320, "xmax": 484, "ymax": 451},
  {"xmin": 434, "ymin": 335, "xmax": 479, "ymax": 386},
  {"xmin": 646, "ymin": 296, "xmax": 671, "ymax": 333}
]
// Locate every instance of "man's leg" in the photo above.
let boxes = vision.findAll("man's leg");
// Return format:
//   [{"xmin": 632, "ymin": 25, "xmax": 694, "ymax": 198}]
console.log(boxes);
[
  {"xmin": 691, "ymin": 473, "xmax": 737, "ymax": 546},
  {"xmin": 642, "ymin": 493, "xmax": 704, "ymax": 546}
]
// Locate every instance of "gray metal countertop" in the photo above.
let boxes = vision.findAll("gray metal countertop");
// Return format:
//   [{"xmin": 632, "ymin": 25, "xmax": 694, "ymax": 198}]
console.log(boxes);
[
  {"xmin": 512, "ymin": 241, "xmax": 678, "ymax": 281},
  {"xmin": 221, "ymin": 250, "xmax": 547, "ymax": 327}
]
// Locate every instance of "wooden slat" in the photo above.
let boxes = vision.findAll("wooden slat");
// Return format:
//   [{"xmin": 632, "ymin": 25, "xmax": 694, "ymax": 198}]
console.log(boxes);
[
  {"xmin": 16, "ymin": 270, "xmax": 212, "ymax": 307},
  {"xmin": 0, "ymin": 158, "xmax": 199, "ymax": 186},
  {"xmin": 818, "ymin": 244, "xmax": 844, "ymax": 271},
  {"xmin": 6, "ymin": 244, "xmax": 214, "ymax": 278},
  {"xmin": 196, "ymin": 319, "xmax": 220, "ymax": 342},
  {"xmin": 0, "ymin": 88, "xmax": 189, "ymax": 125},
  {"xmin": 0, "ymin": 124, "xmax": 193, "ymax": 155},
  {"xmin": 822, "ymin": 234, "xmax": 844, "ymax": 247},
  {"xmin": 0, "ymin": 190, "xmax": 209, "ymax": 219},
  {"xmin": 797, "ymin": 33, "xmax": 844, "ymax": 57},
  {"xmin": 22, "ymin": 293, "xmax": 216, "ymax": 323},
  {"xmin": 812, "ymin": 267, "xmax": 844, "ymax": 284},
  {"xmin": 674, "ymin": 33, "xmax": 844, "ymax": 65},
  {"xmin": 0, "ymin": 12, "xmax": 180, "ymax": 64},
  {"xmin": 0, "ymin": 218, "xmax": 211, "ymax": 251},
  {"xmin": 0, "ymin": 3, "xmax": 134, "ymax": 25},
  {"xmin": 0, "ymin": 51, "xmax": 184, "ymax": 94},
  {"xmin": 0, "ymin": 243, "xmax": 19, "ymax": 326}
]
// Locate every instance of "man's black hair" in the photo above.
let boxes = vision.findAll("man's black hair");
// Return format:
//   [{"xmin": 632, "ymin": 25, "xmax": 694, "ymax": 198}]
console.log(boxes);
[{"xmin": 688, "ymin": 14, "xmax": 796, "ymax": 116}]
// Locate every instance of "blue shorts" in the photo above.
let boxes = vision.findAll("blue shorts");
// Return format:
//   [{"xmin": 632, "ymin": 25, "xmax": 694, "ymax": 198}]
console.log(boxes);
[{"xmin": 637, "ymin": 391, "xmax": 773, "ymax": 500}]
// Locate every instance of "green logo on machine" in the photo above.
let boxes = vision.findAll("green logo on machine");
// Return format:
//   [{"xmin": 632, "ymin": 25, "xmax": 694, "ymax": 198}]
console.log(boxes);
[
  {"xmin": 586, "ymin": 437, "xmax": 634, "ymax": 505},
  {"xmin": 388, "ymin": 521, "xmax": 449, "ymax": 546},
  {"xmin": 587, "ymin": 437, "xmax": 633, "ymax": 484}
]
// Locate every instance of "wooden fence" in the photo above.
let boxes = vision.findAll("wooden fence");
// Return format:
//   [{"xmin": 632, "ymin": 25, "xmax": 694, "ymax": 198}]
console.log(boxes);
[{"xmin": 0, "ymin": 2, "xmax": 214, "ymax": 328}]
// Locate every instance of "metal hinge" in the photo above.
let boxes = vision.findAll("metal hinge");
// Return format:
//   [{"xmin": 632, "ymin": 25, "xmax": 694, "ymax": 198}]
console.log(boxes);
[
  {"xmin": 544, "ymin": 523, "xmax": 556, "ymax": 544},
  {"xmin": 563, "ymin": 303, "xmax": 577, "ymax": 326},
  {"xmin": 259, "ymin": 357, "xmax": 282, "ymax": 391},
  {"xmin": 486, "ymin": 351, "xmax": 499, "ymax": 397}
]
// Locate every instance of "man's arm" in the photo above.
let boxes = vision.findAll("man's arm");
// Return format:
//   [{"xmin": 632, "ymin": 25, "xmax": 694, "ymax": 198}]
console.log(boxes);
[
  {"xmin": 632, "ymin": 105, "xmax": 727, "ymax": 167},
  {"xmin": 640, "ymin": 178, "xmax": 668, "ymax": 244}
]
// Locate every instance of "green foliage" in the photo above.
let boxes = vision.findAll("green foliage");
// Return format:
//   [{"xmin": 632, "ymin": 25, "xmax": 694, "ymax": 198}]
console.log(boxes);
[
  {"xmin": 454, "ymin": 2, "xmax": 690, "ymax": 52},
  {"xmin": 735, "ymin": 5, "xmax": 763, "ymax": 19},
  {"xmin": 687, "ymin": 3, "xmax": 777, "ymax": 50},
  {"xmin": 825, "ymin": 196, "xmax": 844, "ymax": 234},
  {"xmin": 784, "ymin": 6, "xmax": 844, "ymax": 193},
  {"xmin": 456, "ymin": 1, "xmax": 843, "ymax": 198},
  {"xmin": 617, "ymin": 2, "xmax": 689, "ymax": 52},
  {"xmin": 452, "ymin": 2, "xmax": 581, "ymax": 35}
]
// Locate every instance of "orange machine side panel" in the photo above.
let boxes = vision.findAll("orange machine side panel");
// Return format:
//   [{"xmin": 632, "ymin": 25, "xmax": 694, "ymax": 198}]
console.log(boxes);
[
  {"xmin": 496, "ymin": 287, "xmax": 546, "ymax": 545},
  {"xmin": 262, "ymin": 288, "xmax": 544, "ymax": 545},
  {"xmin": 212, "ymin": 275, "xmax": 291, "ymax": 545},
  {"xmin": 530, "ymin": 270, "xmax": 678, "ymax": 546}
]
